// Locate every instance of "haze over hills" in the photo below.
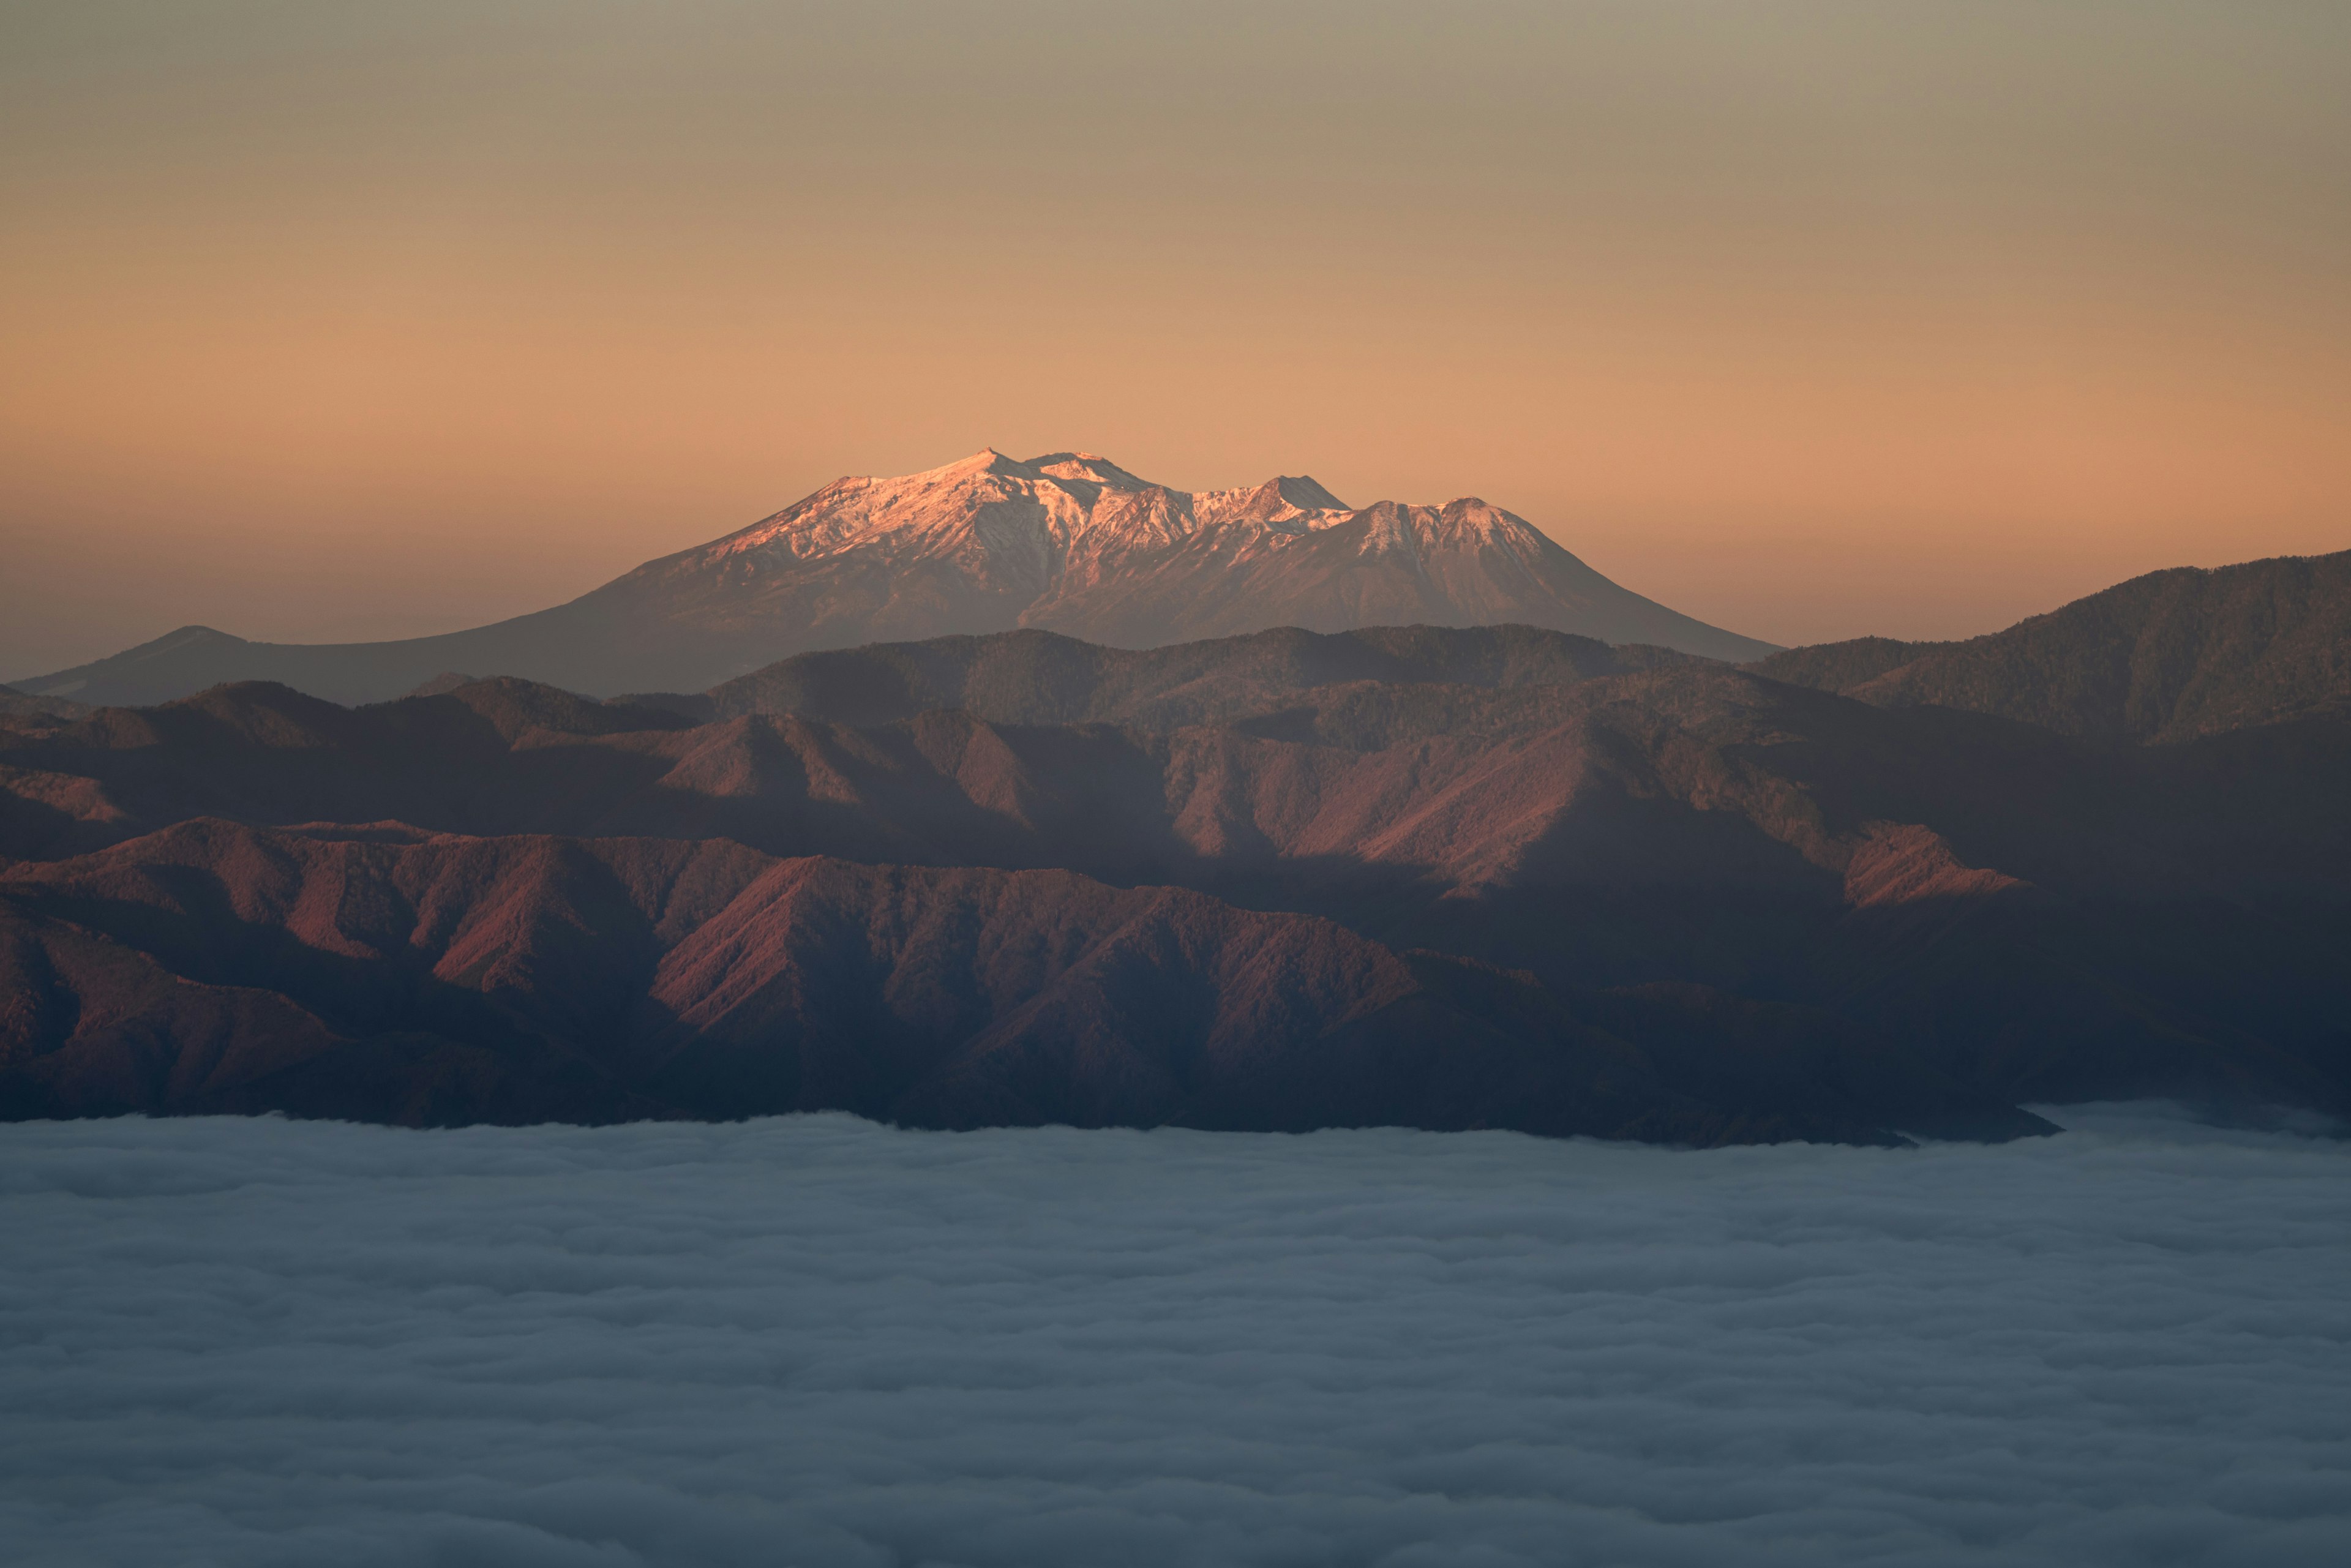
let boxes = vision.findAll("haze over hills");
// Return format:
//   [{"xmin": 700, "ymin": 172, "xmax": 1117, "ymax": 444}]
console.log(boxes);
[
  {"xmin": 5, "ymin": 545, "xmax": 2347, "ymax": 1142},
  {"xmin": 10, "ymin": 450, "xmax": 1779, "ymax": 708}
]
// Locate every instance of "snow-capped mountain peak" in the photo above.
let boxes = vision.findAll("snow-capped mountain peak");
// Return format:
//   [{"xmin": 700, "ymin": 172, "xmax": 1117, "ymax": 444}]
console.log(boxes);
[{"xmin": 595, "ymin": 449, "xmax": 1776, "ymax": 668}]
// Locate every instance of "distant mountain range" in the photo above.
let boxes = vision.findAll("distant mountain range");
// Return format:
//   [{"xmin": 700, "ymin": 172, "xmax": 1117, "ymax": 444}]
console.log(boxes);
[
  {"xmin": 9, "ymin": 449, "xmax": 1779, "ymax": 707},
  {"xmin": 4, "ymin": 549, "xmax": 2346, "ymax": 1143},
  {"xmin": 1755, "ymin": 548, "xmax": 2351, "ymax": 741}
]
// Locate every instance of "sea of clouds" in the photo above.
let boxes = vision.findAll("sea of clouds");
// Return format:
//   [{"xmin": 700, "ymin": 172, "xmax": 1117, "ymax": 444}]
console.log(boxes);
[{"xmin": 2, "ymin": 1106, "xmax": 2347, "ymax": 1567}]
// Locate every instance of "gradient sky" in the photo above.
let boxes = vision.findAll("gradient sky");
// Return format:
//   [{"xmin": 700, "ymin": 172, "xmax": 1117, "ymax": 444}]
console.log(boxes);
[{"xmin": 4, "ymin": 1, "xmax": 2346, "ymax": 675}]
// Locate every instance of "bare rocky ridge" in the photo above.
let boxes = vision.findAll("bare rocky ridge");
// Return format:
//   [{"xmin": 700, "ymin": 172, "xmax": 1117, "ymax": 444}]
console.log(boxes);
[{"xmin": 10, "ymin": 450, "xmax": 1777, "ymax": 707}]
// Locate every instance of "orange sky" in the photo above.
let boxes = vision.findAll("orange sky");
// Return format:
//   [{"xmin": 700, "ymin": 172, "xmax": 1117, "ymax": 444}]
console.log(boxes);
[{"xmin": 4, "ymin": 1, "xmax": 2347, "ymax": 675}]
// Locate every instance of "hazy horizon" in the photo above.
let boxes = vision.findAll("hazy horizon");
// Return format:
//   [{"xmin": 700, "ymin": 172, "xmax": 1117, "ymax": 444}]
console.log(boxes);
[{"xmin": 6, "ymin": 1, "xmax": 2348, "ymax": 675}]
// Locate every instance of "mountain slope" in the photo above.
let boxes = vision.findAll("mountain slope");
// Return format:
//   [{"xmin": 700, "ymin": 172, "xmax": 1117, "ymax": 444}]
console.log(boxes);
[
  {"xmin": 1750, "ymin": 549, "xmax": 2351, "ymax": 742},
  {"xmin": 0, "ymin": 819, "xmax": 2035, "ymax": 1142},
  {"xmin": 673, "ymin": 622, "xmax": 1695, "ymax": 729},
  {"xmin": 12, "ymin": 450, "xmax": 1776, "ymax": 707},
  {"xmin": 6, "ymin": 657, "xmax": 2345, "ymax": 1124},
  {"xmin": 0, "ymin": 684, "xmax": 88, "ymax": 730},
  {"xmin": 13, "ymin": 662, "xmax": 2345, "ymax": 901}
]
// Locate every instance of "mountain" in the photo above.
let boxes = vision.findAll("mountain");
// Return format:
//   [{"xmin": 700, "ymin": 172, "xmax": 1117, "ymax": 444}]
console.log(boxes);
[
  {"xmin": 8, "ymin": 545, "xmax": 2347, "ymax": 1142},
  {"xmin": 6, "ymin": 634, "xmax": 2345, "ymax": 1131},
  {"xmin": 9, "ymin": 450, "xmax": 1777, "ymax": 707},
  {"xmin": 1749, "ymin": 549, "xmax": 2351, "ymax": 743},
  {"xmin": 0, "ymin": 685, "xmax": 87, "ymax": 730},
  {"xmin": 667, "ymin": 622, "xmax": 1697, "ymax": 729},
  {"xmin": 0, "ymin": 819, "xmax": 2039, "ymax": 1144},
  {"xmin": 10, "ymin": 662, "xmax": 2346, "ymax": 902}
]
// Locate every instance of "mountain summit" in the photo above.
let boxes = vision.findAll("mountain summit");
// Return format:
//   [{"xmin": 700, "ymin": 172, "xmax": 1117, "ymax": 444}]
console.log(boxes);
[
  {"xmin": 624, "ymin": 448, "xmax": 1772, "ymax": 662},
  {"xmin": 16, "ymin": 449, "xmax": 1777, "ymax": 706}
]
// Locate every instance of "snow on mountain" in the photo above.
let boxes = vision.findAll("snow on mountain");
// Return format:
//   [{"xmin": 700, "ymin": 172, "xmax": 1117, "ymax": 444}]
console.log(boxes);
[
  {"xmin": 600, "ymin": 447, "xmax": 1778, "ymax": 664},
  {"xmin": 14, "ymin": 449, "xmax": 1780, "ymax": 706}
]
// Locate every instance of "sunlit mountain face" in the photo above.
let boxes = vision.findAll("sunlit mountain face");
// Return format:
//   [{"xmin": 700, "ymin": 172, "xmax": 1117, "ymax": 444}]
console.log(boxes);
[
  {"xmin": 4, "ymin": 547, "xmax": 2347, "ymax": 1139},
  {"xmin": 13, "ymin": 449, "xmax": 1777, "ymax": 708},
  {"xmin": 5, "ymin": 7, "xmax": 2348, "ymax": 1565}
]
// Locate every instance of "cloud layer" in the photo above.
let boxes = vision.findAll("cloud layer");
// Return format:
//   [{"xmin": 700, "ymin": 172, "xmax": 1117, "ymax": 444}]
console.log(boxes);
[{"xmin": 3, "ymin": 1107, "xmax": 2347, "ymax": 1566}]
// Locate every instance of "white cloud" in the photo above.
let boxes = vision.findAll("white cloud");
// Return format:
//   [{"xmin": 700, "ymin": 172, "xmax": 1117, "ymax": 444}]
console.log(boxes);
[{"xmin": 2, "ymin": 1106, "xmax": 2347, "ymax": 1567}]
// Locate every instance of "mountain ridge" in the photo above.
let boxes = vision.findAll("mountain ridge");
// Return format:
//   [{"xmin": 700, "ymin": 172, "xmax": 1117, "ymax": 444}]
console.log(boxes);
[
  {"xmin": 674, "ymin": 623, "xmax": 1700, "ymax": 729},
  {"xmin": 1748, "ymin": 548, "xmax": 2351, "ymax": 742},
  {"xmin": 6, "ymin": 640, "xmax": 2345, "ymax": 1131},
  {"xmin": 0, "ymin": 817, "xmax": 2039, "ymax": 1144},
  {"xmin": 6, "ymin": 547, "xmax": 2347, "ymax": 1142},
  {"xmin": 12, "ymin": 449, "xmax": 1778, "ymax": 707}
]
